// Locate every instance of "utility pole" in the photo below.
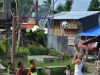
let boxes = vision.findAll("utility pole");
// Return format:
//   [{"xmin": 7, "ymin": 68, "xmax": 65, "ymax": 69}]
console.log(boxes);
[{"xmin": 11, "ymin": 13, "xmax": 16, "ymax": 72}]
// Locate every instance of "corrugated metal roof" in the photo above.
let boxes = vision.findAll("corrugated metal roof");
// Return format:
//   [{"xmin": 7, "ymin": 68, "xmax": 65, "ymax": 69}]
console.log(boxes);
[
  {"xmin": 54, "ymin": 11, "xmax": 100, "ymax": 19},
  {"xmin": 77, "ymin": 26, "xmax": 100, "ymax": 36}
]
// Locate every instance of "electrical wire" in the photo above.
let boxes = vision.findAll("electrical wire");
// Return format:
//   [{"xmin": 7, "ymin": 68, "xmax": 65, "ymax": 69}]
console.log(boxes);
[
  {"xmin": 43, "ymin": 0, "xmax": 58, "ymax": 17},
  {"xmin": 0, "ymin": 32, "xmax": 12, "ymax": 40}
]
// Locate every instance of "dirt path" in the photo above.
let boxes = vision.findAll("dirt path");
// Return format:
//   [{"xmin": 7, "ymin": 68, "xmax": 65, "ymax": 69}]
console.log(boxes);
[{"xmin": 85, "ymin": 62, "xmax": 95, "ymax": 73}]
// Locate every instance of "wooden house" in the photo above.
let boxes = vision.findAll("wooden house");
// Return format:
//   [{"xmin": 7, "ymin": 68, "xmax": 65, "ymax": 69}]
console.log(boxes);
[
  {"xmin": 0, "ymin": 0, "xmax": 11, "ymax": 22},
  {"xmin": 48, "ymin": 11, "xmax": 100, "ymax": 53},
  {"xmin": 0, "ymin": 0, "xmax": 11, "ymax": 57}
]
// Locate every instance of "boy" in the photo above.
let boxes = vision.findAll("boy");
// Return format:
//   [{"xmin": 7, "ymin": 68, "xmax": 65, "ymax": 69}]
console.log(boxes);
[
  {"xmin": 7, "ymin": 62, "xmax": 13, "ymax": 73},
  {"xmin": 31, "ymin": 66, "xmax": 37, "ymax": 75},
  {"xmin": 27, "ymin": 60, "xmax": 35, "ymax": 75}
]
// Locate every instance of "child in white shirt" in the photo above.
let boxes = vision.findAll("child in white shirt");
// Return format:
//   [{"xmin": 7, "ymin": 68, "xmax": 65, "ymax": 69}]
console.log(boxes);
[{"xmin": 64, "ymin": 65, "xmax": 70, "ymax": 75}]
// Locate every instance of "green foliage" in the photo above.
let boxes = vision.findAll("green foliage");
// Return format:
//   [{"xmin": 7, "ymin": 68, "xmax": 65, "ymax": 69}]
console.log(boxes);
[
  {"xmin": 11, "ymin": 0, "xmax": 16, "ymax": 12},
  {"xmin": 52, "ymin": 68, "xmax": 64, "ymax": 75},
  {"xmin": 82, "ymin": 63, "xmax": 88, "ymax": 73},
  {"xmin": 56, "ymin": 0, "xmax": 73, "ymax": 12},
  {"xmin": 48, "ymin": 49, "xmax": 59, "ymax": 56},
  {"xmin": 20, "ymin": 0, "xmax": 33, "ymax": 16},
  {"xmin": 11, "ymin": 0, "xmax": 33, "ymax": 15},
  {"xmin": 0, "ymin": 45, "xmax": 5, "ymax": 56},
  {"xmin": 56, "ymin": 3, "xmax": 64, "ymax": 13},
  {"xmin": 63, "ymin": 0, "xmax": 73, "ymax": 11},
  {"xmin": 28, "ymin": 45, "xmax": 50, "ymax": 55},
  {"xmin": 0, "ymin": 2, "xmax": 3, "ymax": 8},
  {"xmin": 62, "ymin": 53, "xmax": 70, "ymax": 61},
  {"xmin": 2, "ymin": 40, "xmax": 6, "ymax": 46},
  {"xmin": 15, "ymin": 52, "xmax": 28, "ymax": 58},
  {"xmin": 1, "ymin": 57, "xmax": 88, "ymax": 75},
  {"xmin": 22, "ymin": 29, "xmax": 47, "ymax": 46},
  {"xmin": 38, "ymin": 0, "xmax": 52, "ymax": 17},
  {"xmin": 88, "ymin": 0, "xmax": 100, "ymax": 11}
]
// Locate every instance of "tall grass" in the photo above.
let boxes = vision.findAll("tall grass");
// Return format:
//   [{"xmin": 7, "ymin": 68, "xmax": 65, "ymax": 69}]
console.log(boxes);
[{"xmin": 1, "ymin": 57, "xmax": 88, "ymax": 75}]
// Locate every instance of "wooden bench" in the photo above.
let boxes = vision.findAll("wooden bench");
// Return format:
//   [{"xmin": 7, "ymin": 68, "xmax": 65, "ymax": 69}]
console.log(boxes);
[{"xmin": 45, "ymin": 66, "xmax": 66, "ymax": 75}]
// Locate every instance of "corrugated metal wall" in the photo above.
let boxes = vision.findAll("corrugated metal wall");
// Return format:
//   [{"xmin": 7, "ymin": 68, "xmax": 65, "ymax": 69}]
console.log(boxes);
[
  {"xmin": 0, "ymin": 0, "xmax": 11, "ymax": 21},
  {"xmin": 80, "ymin": 13, "xmax": 99, "ymax": 31},
  {"xmin": 48, "ymin": 36, "xmax": 68, "ymax": 52}
]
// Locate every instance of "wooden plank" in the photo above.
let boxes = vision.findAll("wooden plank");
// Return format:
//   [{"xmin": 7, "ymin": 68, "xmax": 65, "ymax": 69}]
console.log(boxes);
[
  {"xmin": 45, "ymin": 66, "xmax": 66, "ymax": 69},
  {"xmin": 68, "ymin": 39, "xmax": 74, "ymax": 45}
]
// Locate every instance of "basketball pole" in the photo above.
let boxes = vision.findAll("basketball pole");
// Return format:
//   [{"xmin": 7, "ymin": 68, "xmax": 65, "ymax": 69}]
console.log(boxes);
[
  {"xmin": 11, "ymin": 0, "xmax": 38, "ymax": 71},
  {"xmin": 11, "ymin": 12, "xmax": 16, "ymax": 72},
  {"xmin": 34, "ymin": 0, "xmax": 38, "ymax": 21}
]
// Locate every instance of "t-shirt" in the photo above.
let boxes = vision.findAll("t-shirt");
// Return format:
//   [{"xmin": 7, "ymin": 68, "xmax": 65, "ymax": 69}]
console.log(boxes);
[
  {"xmin": 31, "ymin": 72, "xmax": 37, "ymax": 75},
  {"xmin": 66, "ymin": 70, "xmax": 70, "ymax": 75},
  {"xmin": 7, "ymin": 67, "xmax": 12, "ymax": 73},
  {"xmin": 17, "ymin": 66, "xmax": 24, "ymax": 75},
  {"xmin": 98, "ymin": 71, "xmax": 100, "ymax": 75},
  {"xmin": 27, "ymin": 65, "xmax": 33, "ymax": 75},
  {"xmin": 32, "ymin": 12, "xmax": 36, "ymax": 17}
]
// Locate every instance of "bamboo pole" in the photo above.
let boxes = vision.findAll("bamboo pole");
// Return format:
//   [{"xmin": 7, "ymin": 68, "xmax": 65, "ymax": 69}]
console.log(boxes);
[{"xmin": 85, "ymin": 36, "xmax": 88, "ymax": 61}]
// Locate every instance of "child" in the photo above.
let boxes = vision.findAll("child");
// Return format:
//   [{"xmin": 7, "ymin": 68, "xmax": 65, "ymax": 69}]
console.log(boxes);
[
  {"xmin": 31, "ymin": 66, "xmax": 37, "ymax": 75},
  {"xmin": 64, "ymin": 65, "xmax": 70, "ymax": 75},
  {"xmin": 94, "ymin": 68, "xmax": 100, "ymax": 75},
  {"xmin": 16, "ymin": 61, "xmax": 25, "ymax": 75},
  {"xmin": 27, "ymin": 60, "xmax": 35, "ymax": 75},
  {"xmin": 7, "ymin": 62, "xmax": 13, "ymax": 73},
  {"xmin": 98, "ymin": 68, "xmax": 100, "ymax": 75}
]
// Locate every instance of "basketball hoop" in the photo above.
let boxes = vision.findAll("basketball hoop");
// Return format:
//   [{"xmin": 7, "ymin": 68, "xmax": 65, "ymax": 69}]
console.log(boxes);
[
  {"xmin": 22, "ymin": 17, "xmax": 35, "ymax": 29},
  {"xmin": 38, "ymin": 18, "xmax": 48, "ymax": 29}
]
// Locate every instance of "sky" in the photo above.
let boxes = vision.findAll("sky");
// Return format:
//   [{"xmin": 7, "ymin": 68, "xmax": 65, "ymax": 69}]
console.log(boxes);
[{"xmin": 38, "ymin": 0, "xmax": 91, "ymax": 11}]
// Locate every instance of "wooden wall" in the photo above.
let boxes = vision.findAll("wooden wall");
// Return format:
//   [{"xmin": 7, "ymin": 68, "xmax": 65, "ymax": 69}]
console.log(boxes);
[{"xmin": 49, "ymin": 20, "xmax": 82, "ymax": 37}]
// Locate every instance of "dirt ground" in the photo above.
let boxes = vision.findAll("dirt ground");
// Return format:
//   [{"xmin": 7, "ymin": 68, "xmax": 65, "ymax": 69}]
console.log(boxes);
[{"xmin": 85, "ymin": 62, "xmax": 95, "ymax": 73}]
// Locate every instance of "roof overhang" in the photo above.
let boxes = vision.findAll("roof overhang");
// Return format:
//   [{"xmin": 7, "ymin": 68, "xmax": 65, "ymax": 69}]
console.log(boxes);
[{"xmin": 83, "ymin": 35, "xmax": 100, "ymax": 45}]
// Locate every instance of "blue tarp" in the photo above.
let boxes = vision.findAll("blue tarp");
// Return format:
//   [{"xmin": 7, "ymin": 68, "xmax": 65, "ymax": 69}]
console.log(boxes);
[{"xmin": 77, "ymin": 26, "xmax": 100, "ymax": 36}]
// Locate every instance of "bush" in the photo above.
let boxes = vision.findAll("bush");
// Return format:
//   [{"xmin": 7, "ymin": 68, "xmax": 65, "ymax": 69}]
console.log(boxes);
[
  {"xmin": 62, "ymin": 53, "xmax": 70, "ymax": 61},
  {"xmin": 48, "ymin": 49, "xmax": 59, "ymax": 56},
  {"xmin": 0, "ymin": 45, "xmax": 6, "ymax": 56},
  {"xmin": 82, "ymin": 63, "xmax": 88, "ymax": 73},
  {"xmin": 15, "ymin": 52, "xmax": 28, "ymax": 58},
  {"xmin": 28, "ymin": 45, "xmax": 50, "ymax": 55}
]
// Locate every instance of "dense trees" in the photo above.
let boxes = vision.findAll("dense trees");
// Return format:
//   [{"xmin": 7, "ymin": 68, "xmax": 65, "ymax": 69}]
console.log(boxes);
[
  {"xmin": 56, "ymin": 0, "xmax": 73, "ymax": 13},
  {"xmin": 88, "ymin": 0, "xmax": 100, "ymax": 11}
]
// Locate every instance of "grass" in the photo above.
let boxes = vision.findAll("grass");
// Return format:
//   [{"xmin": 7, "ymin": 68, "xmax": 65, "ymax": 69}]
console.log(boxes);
[
  {"xmin": 0, "ymin": 57, "xmax": 89, "ymax": 75},
  {"xmin": 1, "ymin": 58, "xmax": 73, "ymax": 69},
  {"xmin": 0, "ymin": 40, "xmax": 89, "ymax": 75},
  {"xmin": 0, "ymin": 58, "xmax": 75, "ymax": 75}
]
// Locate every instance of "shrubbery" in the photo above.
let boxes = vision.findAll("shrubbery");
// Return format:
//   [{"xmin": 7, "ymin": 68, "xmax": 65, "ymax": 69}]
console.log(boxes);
[
  {"xmin": 1, "ymin": 58, "xmax": 88, "ymax": 75},
  {"xmin": 28, "ymin": 45, "xmax": 61, "ymax": 56},
  {"xmin": 15, "ymin": 52, "xmax": 28, "ymax": 58},
  {"xmin": 0, "ymin": 45, "xmax": 5, "ymax": 56},
  {"xmin": 28, "ymin": 45, "xmax": 50, "ymax": 55},
  {"xmin": 62, "ymin": 53, "xmax": 70, "ymax": 61}
]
